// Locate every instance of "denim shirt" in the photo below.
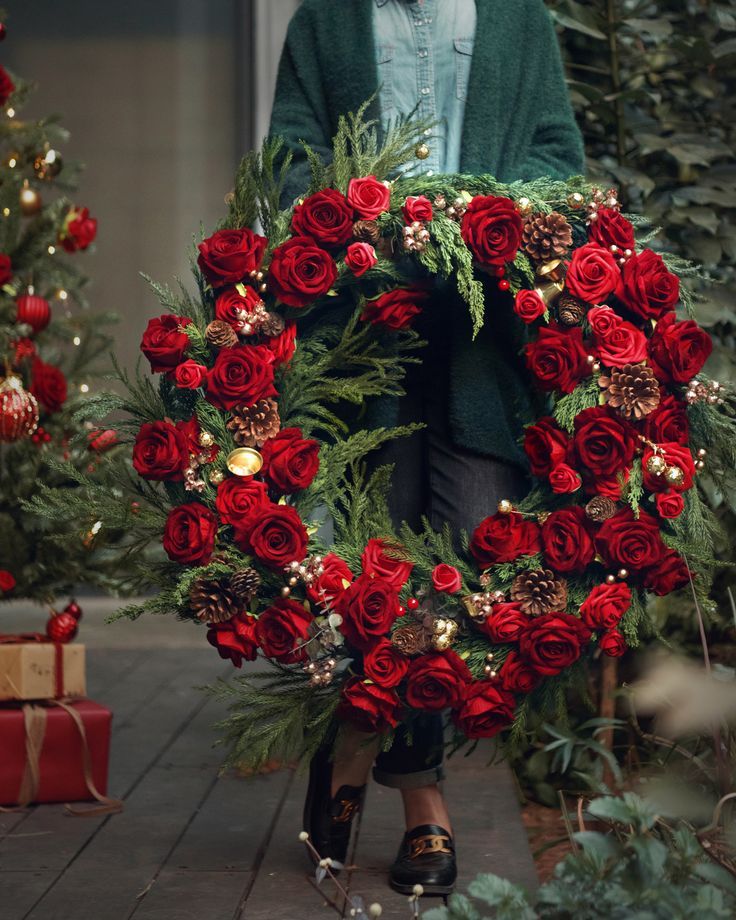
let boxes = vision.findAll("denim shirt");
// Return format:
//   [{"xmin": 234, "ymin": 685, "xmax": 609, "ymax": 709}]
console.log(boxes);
[{"xmin": 373, "ymin": 0, "xmax": 477, "ymax": 177}]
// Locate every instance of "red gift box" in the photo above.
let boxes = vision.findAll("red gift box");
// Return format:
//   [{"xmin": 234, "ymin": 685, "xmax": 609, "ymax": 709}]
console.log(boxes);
[{"xmin": 0, "ymin": 699, "xmax": 113, "ymax": 806}]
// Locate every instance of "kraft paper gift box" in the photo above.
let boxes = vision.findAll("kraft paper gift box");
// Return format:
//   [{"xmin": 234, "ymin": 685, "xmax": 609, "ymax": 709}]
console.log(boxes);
[{"xmin": 0, "ymin": 638, "xmax": 86, "ymax": 701}]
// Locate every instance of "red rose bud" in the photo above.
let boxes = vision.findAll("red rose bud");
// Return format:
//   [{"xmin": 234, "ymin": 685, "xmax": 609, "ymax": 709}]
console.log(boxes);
[
  {"xmin": 453, "ymin": 680, "xmax": 516, "ymax": 740},
  {"xmin": 0, "ymin": 569, "xmax": 16, "ymax": 593},
  {"xmin": 500, "ymin": 651, "xmax": 542, "ymax": 694},
  {"xmin": 207, "ymin": 612, "xmax": 258, "ymax": 667},
  {"xmin": 306, "ymin": 552, "xmax": 354, "ymax": 606},
  {"xmin": 471, "ymin": 511, "xmax": 541, "ymax": 568},
  {"xmin": 268, "ymin": 236, "xmax": 337, "ymax": 308},
  {"xmin": 0, "ymin": 253, "xmax": 12, "ymax": 285},
  {"xmin": 405, "ymin": 651, "xmax": 472, "ymax": 711},
  {"xmin": 361, "ymin": 538, "xmax": 414, "ymax": 591},
  {"xmin": 460, "ymin": 195, "xmax": 523, "ymax": 267},
  {"xmin": 87, "ymin": 428, "xmax": 118, "ymax": 452},
  {"xmin": 431, "ymin": 563, "xmax": 462, "ymax": 594},
  {"xmin": 337, "ymin": 677, "xmax": 401, "ymax": 733},
  {"xmin": 519, "ymin": 612, "xmax": 591, "ymax": 677},
  {"xmin": 205, "ymin": 344, "xmax": 276, "ymax": 410},
  {"xmin": 162, "ymin": 503, "xmax": 218, "ymax": 565},
  {"xmin": 261, "ymin": 426, "xmax": 320, "ymax": 494},
  {"xmin": 580, "ymin": 583, "xmax": 631, "ymax": 630},
  {"xmin": 360, "ymin": 288, "xmax": 429, "ymax": 330},
  {"xmin": 59, "ymin": 206, "xmax": 97, "ymax": 252},
  {"xmin": 402, "ymin": 195, "xmax": 433, "ymax": 224},
  {"xmin": 523, "ymin": 416, "xmax": 569, "ymax": 478},
  {"xmin": 525, "ymin": 324, "xmax": 590, "ymax": 394},
  {"xmin": 549, "ymin": 463, "xmax": 582, "ymax": 494},
  {"xmin": 16, "ymin": 293, "xmax": 51, "ymax": 333},
  {"xmin": 347, "ymin": 176, "xmax": 391, "ymax": 220},
  {"xmin": 621, "ymin": 249, "xmax": 680, "ymax": 321},
  {"xmin": 215, "ymin": 477, "xmax": 270, "ymax": 526},
  {"xmin": 599, "ymin": 629, "xmax": 627, "ymax": 657},
  {"xmin": 566, "ymin": 242, "xmax": 622, "ymax": 304},
  {"xmin": 30, "ymin": 358, "xmax": 67, "ymax": 413},
  {"xmin": 132, "ymin": 420, "xmax": 189, "ymax": 481},
  {"xmin": 588, "ymin": 207, "xmax": 635, "ymax": 254},
  {"xmin": 648, "ymin": 312, "xmax": 712, "ymax": 385},
  {"xmin": 46, "ymin": 611, "xmax": 78, "ymax": 644},
  {"xmin": 140, "ymin": 314, "xmax": 192, "ymax": 373},
  {"xmin": 479, "ymin": 602, "xmax": 529, "ymax": 644},
  {"xmin": 514, "ymin": 289, "xmax": 546, "ymax": 324},
  {"xmin": 655, "ymin": 490, "xmax": 685, "ymax": 519},
  {"xmin": 344, "ymin": 241, "xmax": 377, "ymax": 277},
  {"xmin": 292, "ymin": 188, "xmax": 354, "ymax": 247},
  {"xmin": 254, "ymin": 597, "xmax": 313, "ymax": 663},
  {"xmin": 364, "ymin": 638, "xmax": 409, "ymax": 689},
  {"xmin": 197, "ymin": 227, "xmax": 267, "ymax": 287},
  {"xmin": 174, "ymin": 359, "xmax": 208, "ymax": 390},
  {"xmin": 335, "ymin": 573, "xmax": 400, "ymax": 651}
]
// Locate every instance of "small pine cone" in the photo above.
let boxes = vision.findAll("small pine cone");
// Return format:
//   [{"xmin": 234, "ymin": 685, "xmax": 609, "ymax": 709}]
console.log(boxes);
[
  {"xmin": 557, "ymin": 291, "xmax": 587, "ymax": 326},
  {"xmin": 190, "ymin": 576, "xmax": 240, "ymax": 623},
  {"xmin": 391, "ymin": 624, "xmax": 431, "ymax": 656},
  {"xmin": 206, "ymin": 320, "xmax": 238, "ymax": 349},
  {"xmin": 511, "ymin": 568, "xmax": 568, "ymax": 616},
  {"xmin": 227, "ymin": 397, "xmax": 281, "ymax": 447},
  {"xmin": 522, "ymin": 211, "xmax": 573, "ymax": 263},
  {"xmin": 229, "ymin": 567, "xmax": 261, "ymax": 602},
  {"xmin": 260, "ymin": 311, "xmax": 285, "ymax": 338},
  {"xmin": 353, "ymin": 220, "xmax": 380, "ymax": 244},
  {"xmin": 585, "ymin": 495, "xmax": 617, "ymax": 523},
  {"xmin": 599, "ymin": 362, "xmax": 661, "ymax": 420}
]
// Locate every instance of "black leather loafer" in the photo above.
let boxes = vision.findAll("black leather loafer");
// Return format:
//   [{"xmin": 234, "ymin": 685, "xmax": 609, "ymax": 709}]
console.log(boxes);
[
  {"xmin": 303, "ymin": 745, "xmax": 365, "ymax": 868},
  {"xmin": 389, "ymin": 824, "xmax": 457, "ymax": 896}
]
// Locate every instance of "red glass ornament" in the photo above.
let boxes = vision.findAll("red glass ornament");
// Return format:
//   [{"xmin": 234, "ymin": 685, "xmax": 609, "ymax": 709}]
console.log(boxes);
[
  {"xmin": 407, "ymin": 597, "xmax": 419, "ymax": 610},
  {"xmin": 64, "ymin": 600, "xmax": 83, "ymax": 621},
  {"xmin": 498, "ymin": 279, "xmax": 510, "ymax": 292},
  {"xmin": 16, "ymin": 293, "xmax": 51, "ymax": 333},
  {"xmin": 46, "ymin": 611, "xmax": 78, "ymax": 643},
  {"xmin": 0, "ymin": 375, "xmax": 39, "ymax": 442}
]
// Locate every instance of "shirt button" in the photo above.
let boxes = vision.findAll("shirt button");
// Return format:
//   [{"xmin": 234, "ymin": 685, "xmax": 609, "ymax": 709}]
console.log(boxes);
[
  {"xmin": 418, "ymin": 49, "xmax": 428, "ymax": 58},
  {"xmin": 421, "ymin": 87, "xmax": 430, "ymax": 95}
]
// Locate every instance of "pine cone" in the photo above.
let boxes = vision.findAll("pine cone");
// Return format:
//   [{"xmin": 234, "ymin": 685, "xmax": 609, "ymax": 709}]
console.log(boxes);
[
  {"xmin": 190, "ymin": 576, "xmax": 240, "ymax": 623},
  {"xmin": 599, "ymin": 362, "xmax": 661, "ymax": 420},
  {"xmin": 353, "ymin": 220, "xmax": 380, "ymax": 244},
  {"xmin": 511, "ymin": 568, "xmax": 568, "ymax": 616},
  {"xmin": 206, "ymin": 320, "xmax": 238, "ymax": 349},
  {"xmin": 557, "ymin": 291, "xmax": 587, "ymax": 326},
  {"xmin": 260, "ymin": 311, "xmax": 285, "ymax": 338},
  {"xmin": 585, "ymin": 495, "xmax": 617, "ymax": 523},
  {"xmin": 229, "ymin": 567, "xmax": 261, "ymax": 602},
  {"xmin": 226, "ymin": 398, "xmax": 281, "ymax": 447},
  {"xmin": 522, "ymin": 211, "xmax": 573, "ymax": 263},
  {"xmin": 391, "ymin": 623, "xmax": 431, "ymax": 656}
]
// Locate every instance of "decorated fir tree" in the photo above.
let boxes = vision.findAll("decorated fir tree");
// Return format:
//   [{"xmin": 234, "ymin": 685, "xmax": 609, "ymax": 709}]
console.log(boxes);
[{"xmin": 0, "ymin": 23, "xmax": 118, "ymax": 612}]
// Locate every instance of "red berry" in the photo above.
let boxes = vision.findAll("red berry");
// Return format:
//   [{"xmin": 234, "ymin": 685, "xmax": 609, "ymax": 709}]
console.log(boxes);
[
  {"xmin": 407, "ymin": 597, "xmax": 419, "ymax": 610},
  {"xmin": 495, "ymin": 266, "xmax": 506, "ymax": 277},
  {"xmin": 64, "ymin": 600, "xmax": 83, "ymax": 621},
  {"xmin": 398, "ymin": 605, "xmax": 406, "ymax": 616},
  {"xmin": 498, "ymin": 279, "xmax": 510, "ymax": 292},
  {"xmin": 46, "ymin": 611, "xmax": 78, "ymax": 643}
]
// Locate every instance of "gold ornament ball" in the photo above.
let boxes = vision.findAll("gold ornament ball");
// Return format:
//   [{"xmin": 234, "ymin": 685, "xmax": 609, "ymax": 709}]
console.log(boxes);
[
  {"xmin": 665, "ymin": 465, "xmax": 685, "ymax": 486},
  {"xmin": 208, "ymin": 469, "xmax": 225, "ymax": 485},
  {"xmin": 497, "ymin": 499, "xmax": 514, "ymax": 514},
  {"xmin": 198, "ymin": 430, "xmax": 215, "ymax": 448},
  {"xmin": 226, "ymin": 446, "xmax": 263, "ymax": 477},
  {"xmin": 19, "ymin": 182, "xmax": 42, "ymax": 216},
  {"xmin": 697, "ymin": 448, "xmax": 707, "ymax": 459},
  {"xmin": 567, "ymin": 192, "xmax": 585, "ymax": 209},
  {"xmin": 617, "ymin": 568, "xmax": 629, "ymax": 580},
  {"xmin": 415, "ymin": 143, "xmax": 430, "ymax": 161},
  {"xmin": 605, "ymin": 574, "xmax": 616, "ymax": 585},
  {"xmin": 517, "ymin": 196, "xmax": 533, "ymax": 217},
  {"xmin": 646, "ymin": 454, "xmax": 667, "ymax": 476},
  {"xmin": 33, "ymin": 148, "xmax": 63, "ymax": 180}
]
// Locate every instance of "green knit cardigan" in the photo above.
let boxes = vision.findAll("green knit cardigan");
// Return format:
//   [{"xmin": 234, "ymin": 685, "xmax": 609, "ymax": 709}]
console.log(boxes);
[{"xmin": 269, "ymin": 0, "xmax": 585, "ymax": 468}]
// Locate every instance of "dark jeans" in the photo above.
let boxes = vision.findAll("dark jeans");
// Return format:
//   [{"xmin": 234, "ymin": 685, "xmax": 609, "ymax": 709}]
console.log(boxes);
[{"xmin": 369, "ymin": 329, "xmax": 527, "ymax": 789}]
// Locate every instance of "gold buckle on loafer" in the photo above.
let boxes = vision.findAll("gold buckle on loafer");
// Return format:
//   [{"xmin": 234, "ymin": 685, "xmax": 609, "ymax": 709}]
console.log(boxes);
[
  {"xmin": 409, "ymin": 834, "xmax": 452, "ymax": 859},
  {"xmin": 332, "ymin": 798, "xmax": 360, "ymax": 824}
]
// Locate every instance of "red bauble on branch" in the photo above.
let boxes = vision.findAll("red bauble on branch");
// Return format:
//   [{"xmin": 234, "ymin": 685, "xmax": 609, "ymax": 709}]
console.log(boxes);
[
  {"xmin": 64, "ymin": 600, "xmax": 84, "ymax": 621},
  {"xmin": 16, "ymin": 293, "xmax": 51, "ymax": 334},
  {"xmin": 46, "ymin": 611, "xmax": 79, "ymax": 643},
  {"xmin": 0, "ymin": 375, "xmax": 39, "ymax": 442}
]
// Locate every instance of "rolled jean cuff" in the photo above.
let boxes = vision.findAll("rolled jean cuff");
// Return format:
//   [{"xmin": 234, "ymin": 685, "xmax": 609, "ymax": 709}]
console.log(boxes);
[{"xmin": 372, "ymin": 764, "xmax": 445, "ymax": 790}]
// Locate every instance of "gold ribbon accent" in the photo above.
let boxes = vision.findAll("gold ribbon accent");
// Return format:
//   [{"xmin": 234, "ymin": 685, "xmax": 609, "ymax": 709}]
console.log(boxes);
[{"xmin": 409, "ymin": 834, "xmax": 452, "ymax": 859}]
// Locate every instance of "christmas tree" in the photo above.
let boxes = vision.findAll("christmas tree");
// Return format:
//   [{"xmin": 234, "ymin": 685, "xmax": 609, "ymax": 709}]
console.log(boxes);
[{"xmin": 0, "ymin": 21, "xmax": 119, "ymax": 608}]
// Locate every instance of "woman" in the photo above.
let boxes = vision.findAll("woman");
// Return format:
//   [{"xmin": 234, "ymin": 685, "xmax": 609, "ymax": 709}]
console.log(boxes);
[{"xmin": 270, "ymin": 0, "xmax": 583, "ymax": 896}]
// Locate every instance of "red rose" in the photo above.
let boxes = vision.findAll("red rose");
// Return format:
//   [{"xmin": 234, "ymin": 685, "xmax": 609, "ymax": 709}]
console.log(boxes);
[
  {"xmin": 265, "ymin": 321, "xmax": 297, "ymax": 367},
  {"xmin": 361, "ymin": 538, "xmax": 414, "ymax": 591},
  {"xmin": 431, "ymin": 564, "xmax": 462, "ymax": 594},
  {"xmin": 87, "ymin": 429, "xmax": 118, "ymax": 452},
  {"xmin": 261, "ymin": 426, "xmax": 320, "ymax": 494},
  {"xmin": 174, "ymin": 359, "xmax": 208, "ymax": 390},
  {"xmin": 648, "ymin": 312, "xmax": 712, "ymax": 385},
  {"xmin": 479, "ymin": 602, "xmax": 529, "ymax": 644},
  {"xmin": 579, "ymin": 583, "xmax": 631, "ymax": 630},
  {"xmin": 197, "ymin": 227, "xmax": 267, "ymax": 287},
  {"xmin": 523, "ymin": 417, "xmax": 569, "ymax": 478},
  {"xmin": 621, "ymin": 249, "xmax": 680, "ymax": 321},
  {"xmin": 336, "ymin": 574, "xmax": 400, "ymax": 651},
  {"xmin": 364, "ymin": 639, "xmax": 409, "ymax": 689},
  {"xmin": 360, "ymin": 288, "xmax": 429, "ymax": 330},
  {"xmin": 644, "ymin": 394, "xmax": 689, "ymax": 446},
  {"xmin": 132, "ymin": 420, "xmax": 189, "ymax": 481},
  {"xmin": 291, "ymin": 188, "xmax": 354, "ymax": 247},
  {"xmin": 470, "ymin": 512, "xmax": 541, "ymax": 568},
  {"xmin": 207, "ymin": 613, "xmax": 258, "ymax": 667},
  {"xmin": 549, "ymin": 464, "xmax": 582, "ymax": 494},
  {"xmin": 643, "ymin": 548, "xmax": 690, "ymax": 596},
  {"xmin": 514, "ymin": 289, "xmax": 546, "ymax": 324},
  {"xmin": 337, "ymin": 677, "xmax": 401, "ymax": 733},
  {"xmin": 642, "ymin": 442, "xmax": 695, "ymax": 494},
  {"xmin": 60, "ymin": 206, "xmax": 97, "ymax": 252},
  {"xmin": 0, "ymin": 65, "xmax": 15, "ymax": 106},
  {"xmin": 0, "ymin": 570, "xmax": 16, "ymax": 593},
  {"xmin": 215, "ymin": 285, "xmax": 261, "ymax": 332},
  {"xmin": 461, "ymin": 195, "xmax": 523, "ymax": 267},
  {"xmin": 215, "ymin": 477, "xmax": 270, "ymax": 526},
  {"xmin": 595, "ymin": 508, "xmax": 665, "ymax": 575},
  {"xmin": 566, "ymin": 243, "xmax": 621, "ymax": 304},
  {"xmin": 541, "ymin": 506, "xmax": 596, "ymax": 574},
  {"xmin": 655, "ymin": 490, "xmax": 685, "ymax": 520},
  {"xmin": 405, "ymin": 651, "xmax": 472, "ymax": 711},
  {"xmin": 236, "ymin": 504, "xmax": 308, "ymax": 570},
  {"xmin": 140, "ymin": 314, "xmax": 192, "ymax": 373},
  {"xmin": 268, "ymin": 236, "xmax": 337, "ymax": 308},
  {"xmin": 573, "ymin": 406, "xmax": 637, "ymax": 479},
  {"xmin": 588, "ymin": 208, "xmax": 635, "ymax": 253},
  {"xmin": 30, "ymin": 359, "xmax": 67, "ymax": 414},
  {"xmin": 587, "ymin": 304, "xmax": 621, "ymax": 339},
  {"xmin": 347, "ymin": 176, "xmax": 391, "ymax": 220},
  {"xmin": 500, "ymin": 652, "xmax": 541, "ymax": 694},
  {"xmin": 205, "ymin": 344, "xmax": 276, "ymax": 410},
  {"xmin": 306, "ymin": 552, "xmax": 354, "ymax": 607},
  {"xmin": 453, "ymin": 680, "xmax": 516, "ymax": 739},
  {"xmin": 403, "ymin": 196, "xmax": 433, "ymax": 224},
  {"xmin": 255, "ymin": 597, "xmax": 312, "ymax": 663},
  {"xmin": 12, "ymin": 337, "xmax": 35, "ymax": 363},
  {"xmin": 519, "ymin": 613, "xmax": 591, "ymax": 676},
  {"xmin": 345, "ymin": 241, "xmax": 377, "ymax": 277},
  {"xmin": 0, "ymin": 254, "xmax": 11, "ymax": 285},
  {"xmin": 592, "ymin": 318, "xmax": 648, "ymax": 367},
  {"xmin": 162, "ymin": 503, "xmax": 218, "ymax": 565},
  {"xmin": 599, "ymin": 629, "xmax": 627, "ymax": 657},
  {"xmin": 525, "ymin": 324, "xmax": 590, "ymax": 394}
]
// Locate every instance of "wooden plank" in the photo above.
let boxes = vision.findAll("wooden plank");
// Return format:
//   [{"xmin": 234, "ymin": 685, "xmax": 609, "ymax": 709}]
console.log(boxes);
[
  {"xmin": 130, "ymin": 869, "xmax": 252, "ymax": 920},
  {"xmin": 0, "ymin": 870, "xmax": 58, "ymax": 918}
]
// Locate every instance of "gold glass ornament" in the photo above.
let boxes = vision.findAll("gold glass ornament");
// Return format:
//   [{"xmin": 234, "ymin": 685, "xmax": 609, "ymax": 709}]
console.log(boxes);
[
  {"xmin": 19, "ymin": 180, "xmax": 42, "ymax": 216},
  {"xmin": 516, "ymin": 196, "xmax": 533, "ymax": 217},
  {"xmin": 415, "ymin": 143, "xmax": 430, "ymax": 160},
  {"xmin": 646, "ymin": 454, "xmax": 667, "ymax": 476},
  {"xmin": 536, "ymin": 259, "xmax": 567, "ymax": 284},
  {"xmin": 226, "ymin": 446, "xmax": 263, "ymax": 477},
  {"xmin": 497, "ymin": 499, "xmax": 514, "ymax": 514},
  {"xmin": 208, "ymin": 469, "xmax": 225, "ymax": 485},
  {"xmin": 33, "ymin": 148, "xmax": 63, "ymax": 180},
  {"xmin": 198, "ymin": 430, "xmax": 215, "ymax": 448},
  {"xmin": 567, "ymin": 192, "xmax": 585, "ymax": 209},
  {"xmin": 665, "ymin": 465, "xmax": 685, "ymax": 486}
]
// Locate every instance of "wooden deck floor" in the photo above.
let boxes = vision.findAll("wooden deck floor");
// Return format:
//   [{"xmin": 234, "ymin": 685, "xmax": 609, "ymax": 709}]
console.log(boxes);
[{"xmin": 0, "ymin": 599, "xmax": 537, "ymax": 919}]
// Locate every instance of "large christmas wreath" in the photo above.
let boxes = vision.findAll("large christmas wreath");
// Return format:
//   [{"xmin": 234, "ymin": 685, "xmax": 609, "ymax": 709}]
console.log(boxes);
[{"xmin": 93, "ymin": 112, "xmax": 735, "ymax": 768}]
